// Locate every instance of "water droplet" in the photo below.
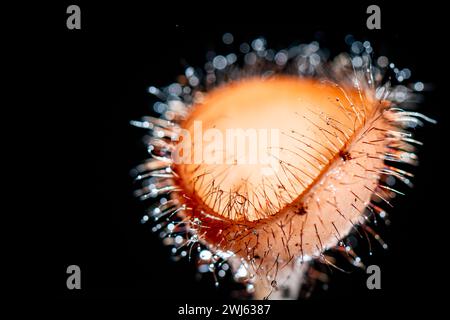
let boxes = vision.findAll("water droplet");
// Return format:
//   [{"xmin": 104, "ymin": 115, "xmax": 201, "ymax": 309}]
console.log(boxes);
[
  {"xmin": 222, "ymin": 33, "xmax": 234, "ymax": 45},
  {"xmin": 200, "ymin": 250, "xmax": 212, "ymax": 261}
]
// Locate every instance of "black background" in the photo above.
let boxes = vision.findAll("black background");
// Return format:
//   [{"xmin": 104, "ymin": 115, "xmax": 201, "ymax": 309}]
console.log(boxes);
[{"xmin": 15, "ymin": 1, "xmax": 448, "ymax": 315}]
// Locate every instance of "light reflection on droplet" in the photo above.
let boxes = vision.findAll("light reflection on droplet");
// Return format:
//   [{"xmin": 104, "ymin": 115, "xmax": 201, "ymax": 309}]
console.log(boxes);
[
  {"xmin": 185, "ymin": 67, "xmax": 194, "ymax": 78},
  {"xmin": 352, "ymin": 56, "xmax": 363, "ymax": 67},
  {"xmin": 414, "ymin": 81, "xmax": 424, "ymax": 91},
  {"xmin": 386, "ymin": 175, "xmax": 396, "ymax": 186},
  {"xmin": 189, "ymin": 77, "xmax": 199, "ymax": 86},
  {"xmin": 200, "ymin": 250, "xmax": 212, "ymax": 261},
  {"xmin": 175, "ymin": 235, "xmax": 183, "ymax": 244},
  {"xmin": 251, "ymin": 38, "xmax": 265, "ymax": 51},
  {"xmin": 239, "ymin": 43, "xmax": 250, "ymax": 53},
  {"xmin": 351, "ymin": 41, "xmax": 363, "ymax": 54},
  {"xmin": 148, "ymin": 86, "xmax": 158, "ymax": 94},
  {"xmin": 345, "ymin": 34, "xmax": 355, "ymax": 45},
  {"xmin": 153, "ymin": 102, "xmax": 167, "ymax": 114},
  {"xmin": 377, "ymin": 56, "xmax": 389, "ymax": 68},
  {"xmin": 168, "ymin": 83, "xmax": 182, "ymax": 96},
  {"xmin": 213, "ymin": 55, "xmax": 227, "ymax": 70},
  {"xmin": 275, "ymin": 51, "xmax": 288, "ymax": 66},
  {"xmin": 198, "ymin": 264, "xmax": 209, "ymax": 273},
  {"xmin": 226, "ymin": 53, "xmax": 237, "ymax": 64},
  {"xmin": 235, "ymin": 264, "xmax": 248, "ymax": 278},
  {"xmin": 310, "ymin": 53, "xmax": 321, "ymax": 66},
  {"xmin": 222, "ymin": 32, "xmax": 234, "ymax": 45}
]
